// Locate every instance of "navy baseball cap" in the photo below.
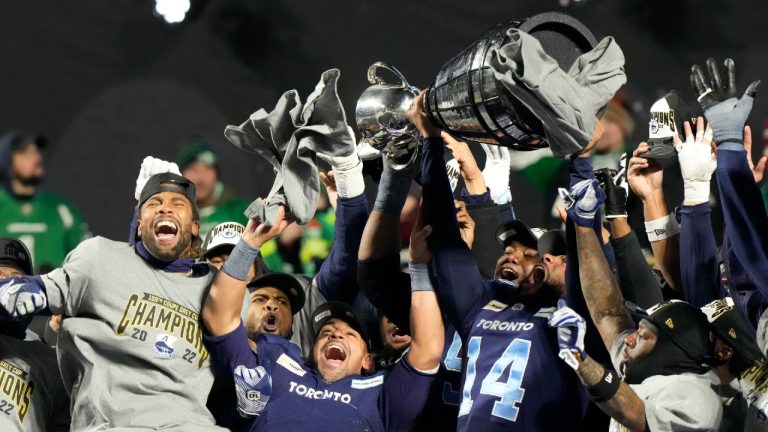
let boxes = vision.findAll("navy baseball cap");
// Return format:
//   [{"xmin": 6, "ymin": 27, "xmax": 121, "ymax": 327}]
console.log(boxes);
[
  {"xmin": 496, "ymin": 221, "xmax": 566, "ymax": 256},
  {"xmin": 312, "ymin": 301, "xmax": 369, "ymax": 346},
  {"xmin": 248, "ymin": 272, "xmax": 306, "ymax": 315},
  {"xmin": 139, "ymin": 172, "xmax": 197, "ymax": 209},
  {"xmin": 0, "ymin": 238, "xmax": 33, "ymax": 275}
]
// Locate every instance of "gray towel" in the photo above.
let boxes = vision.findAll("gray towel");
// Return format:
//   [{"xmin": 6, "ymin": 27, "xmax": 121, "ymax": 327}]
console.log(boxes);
[
  {"xmin": 224, "ymin": 69, "xmax": 353, "ymax": 225},
  {"xmin": 488, "ymin": 29, "xmax": 627, "ymax": 158}
]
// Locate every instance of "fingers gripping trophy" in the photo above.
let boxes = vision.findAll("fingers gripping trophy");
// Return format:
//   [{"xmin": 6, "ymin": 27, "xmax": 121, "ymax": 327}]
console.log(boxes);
[{"xmin": 355, "ymin": 12, "xmax": 627, "ymax": 170}]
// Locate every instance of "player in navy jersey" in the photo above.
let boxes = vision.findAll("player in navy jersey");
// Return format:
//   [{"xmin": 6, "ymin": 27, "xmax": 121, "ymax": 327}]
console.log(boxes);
[
  {"xmin": 405, "ymin": 91, "xmax": 588, "ymax": 431},
  {"xmin": 202, "ymin": 204, "xmax": 444, "ymax": 431}
]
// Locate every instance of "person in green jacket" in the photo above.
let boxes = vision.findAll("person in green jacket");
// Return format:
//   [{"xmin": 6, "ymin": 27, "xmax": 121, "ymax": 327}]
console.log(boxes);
[
  {"xmin": 0, "ymin": 132, "xmax": 90, "ymax": 272},
  {"xmin": 176, "ymin": 138, "xmax": 250, "ymax": 238}
]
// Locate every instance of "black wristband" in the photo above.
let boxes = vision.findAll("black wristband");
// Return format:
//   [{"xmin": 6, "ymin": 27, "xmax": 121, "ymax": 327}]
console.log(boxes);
[{"xmin": 587, "ymin": 368, "xmax": 621, "ymax": 403}]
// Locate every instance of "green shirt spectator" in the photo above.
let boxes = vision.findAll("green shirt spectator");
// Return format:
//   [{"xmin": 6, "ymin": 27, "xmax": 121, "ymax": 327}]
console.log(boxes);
[{"xmin": 0, "ymin": 132, "xmax": 91, "ymax": 272}]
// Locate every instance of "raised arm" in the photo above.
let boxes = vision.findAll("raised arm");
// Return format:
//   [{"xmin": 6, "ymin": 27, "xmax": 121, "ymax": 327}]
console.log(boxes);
[
  {"xmin": 203, "ymin": 209, "xmax": 289, "ymax": 337},
  {"xmin": 689, "ymin": 58, "xmax": 768, "ymax": 319},
  {"xmin": 627, "ymin": 143, "xmax": 681, "ymax": 291},
  {"xmin": 674, "ymin": 118, "xmax": 724, "ymax": 306},
  {"xmin": 408, "ymin": 92, "xmax": 485, "ymax": 339},
  {"xmin": 597, "ymin": 167, "xmax": 663, "ymax": 308}
]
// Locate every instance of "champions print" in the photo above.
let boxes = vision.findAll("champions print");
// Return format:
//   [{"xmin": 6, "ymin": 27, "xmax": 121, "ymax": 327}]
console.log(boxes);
[
  {"xmin": 0, "ymin": 359, "xmax": 33, "ymax": 424},
  {"xmin": 115, "ymin": 293, "xmax": 209, "ymax": 367}
]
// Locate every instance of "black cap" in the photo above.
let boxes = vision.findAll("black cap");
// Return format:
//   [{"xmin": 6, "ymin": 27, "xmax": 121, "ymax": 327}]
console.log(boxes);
[
  {"xmin": 701, "ymin": 297, "xmax": 764, "ymax": 365},
  {"xmin": 312, "ymin": 301, "xmax": 368, "ymax": 345},
  {"xmin": 496, "ymin": 221, "xmax": 566, "ymax": 256},
  {"xmin": 247, "ymin": 272, "xmax": 306, "ymax": 315},
  {"xmin": 644, "ymin": 90, "xmax": 695, "ymax": 166},
  {"xmin": 537, "ymin": 230, "xmax": 566, "ymax": 256},
  {"xmin": 10, "ymin": 134, "xmax": 47, "ymax": 152},
  {"xmin": 138, "ymin": 172, "xmax": 197, "ymax": 209},
  {"xmin": 645, "ymin": 300, "xmax": 713, "ymax": 364},
  {"xmin": 496, "ymin": 220, "xmax": 538, "ymax": 249},
  {"xmin": 0, "ymin": 238, "xmax": 32, "ymax": 275}
]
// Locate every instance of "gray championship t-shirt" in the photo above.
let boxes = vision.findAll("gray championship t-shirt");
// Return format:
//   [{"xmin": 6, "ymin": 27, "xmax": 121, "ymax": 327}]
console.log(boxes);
[
  {"xmin": 43, "ymin": 237, "xmax": 225, "ymax": 431},
  {"xmin": 0, "ymin": 333, "xmax": 69, "ymax": 431},
  {"xmin": 609, "ymin": 330, "xmax": 723, "ymax": 432}
]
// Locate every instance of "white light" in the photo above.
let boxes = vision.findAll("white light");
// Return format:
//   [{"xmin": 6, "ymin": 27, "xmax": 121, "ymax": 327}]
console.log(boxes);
[{"xmin": 155, "ymin": 0, "xmax": 191, "ymax": 24}]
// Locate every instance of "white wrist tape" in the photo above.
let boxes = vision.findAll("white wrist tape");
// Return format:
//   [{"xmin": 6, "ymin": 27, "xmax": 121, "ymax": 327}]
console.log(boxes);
[
  {"xmin": 683, "ymin": 179, "xmax": 711, "ymax": 206},
  {"xmin": 332, "ymin": 158, "xmax": 365, "ymax": 199},
  {"xmin": 644, "ymin": 213, "xmax": 680, "ymax": 242}
]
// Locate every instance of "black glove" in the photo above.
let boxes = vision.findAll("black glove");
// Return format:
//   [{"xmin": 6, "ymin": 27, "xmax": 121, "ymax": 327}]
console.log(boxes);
[
  {"xmin": 690, "ymin": 58, "xmax": 760, "ymax": 145},
  {"xmin": 595, "ymin": 168, "xmax": 627, "ymax": 219}
]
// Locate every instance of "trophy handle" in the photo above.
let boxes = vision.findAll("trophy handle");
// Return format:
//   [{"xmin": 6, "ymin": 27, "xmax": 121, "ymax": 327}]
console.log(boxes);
[{"xmin": 367, "ymin": 62, "xmax": 412, "ymax": 88}]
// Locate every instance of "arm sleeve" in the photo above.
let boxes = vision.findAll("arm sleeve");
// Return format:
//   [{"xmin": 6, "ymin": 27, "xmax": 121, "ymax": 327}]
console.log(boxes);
[
  {"xmin": 421, "ymin": 137, "xmax": 485, "ymax": 339},
  {"xmin": 715, "ymin": 148, "xmax": 768, "ymax": 316},
  {"xmin": 723, "ymin": 235, "xmax": 768, "ymax": 329},
  {"xmin": 463, "ymin": 198, "xmax": 503, "ymax": 279},
  {"xmin": 678, "ymin": 203, "xmax": 724, "ymax": 307},
  {"xmin": 357, "ymin": 255, "xmax": 412, "ymax": 333},
  {"xmin": 380, "ymin": 355, "xmax": 439, "ymax": 431},
  {"xmin": 313, "ymin": 194, "xmax": 368, "ymax": 304},
  {"xmin": 610, "ymin": 231, "xmax": 664, "ymax": 309},
  {"xmin": 40, "ymin": 237, "xmax": 97, "ymax": 316},
  {"xmin": 204, "ymin": 322, "xmax": 261, "ymax": 373}
]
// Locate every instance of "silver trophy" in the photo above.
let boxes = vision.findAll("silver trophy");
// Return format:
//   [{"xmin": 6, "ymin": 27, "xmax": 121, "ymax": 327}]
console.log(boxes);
[
  {"xmin": 355, "ymin": 62, "xmax": 421, "ymax": 170},
  {"xmin": 356, "ymin": 12, "xmax": 598, "ymax": 169}
]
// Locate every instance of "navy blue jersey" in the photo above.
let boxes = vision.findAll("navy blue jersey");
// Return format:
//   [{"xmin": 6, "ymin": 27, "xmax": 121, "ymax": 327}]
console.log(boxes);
[
  {"xmin": 205, "ymin": 324, "xmax": 436, "ymax": 432},
  {"xmin": 452, "ymin": 283, "xmax": 587, "ymax": 432},
  {"xmin": 412, "ymin": 327, "xmax": 462, "ymax": 432}
]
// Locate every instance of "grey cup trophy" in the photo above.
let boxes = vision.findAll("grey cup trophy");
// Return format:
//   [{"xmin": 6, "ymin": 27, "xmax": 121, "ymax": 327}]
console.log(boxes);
[{"xmin": 355, "ymin": 12, "xmax": 598, "ymax": 169}]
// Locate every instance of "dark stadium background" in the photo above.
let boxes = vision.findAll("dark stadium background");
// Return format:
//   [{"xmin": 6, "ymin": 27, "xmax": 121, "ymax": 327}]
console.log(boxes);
[{"xmin": 1, "ymin": 0, "xmax": 766, "ymax": 240}]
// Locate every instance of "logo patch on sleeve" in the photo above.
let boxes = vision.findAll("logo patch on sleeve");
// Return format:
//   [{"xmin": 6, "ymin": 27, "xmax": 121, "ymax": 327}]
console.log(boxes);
[
  {"xmin": 276, "ymin": 353, "xmax": 307, "ymax": 377},
  {"xmin": 482, "ymin": 300, "xmax": 508, "ymax": 312},
  {"xmin": 351, "ymin": 375, "xmax": 384, "ymax": 389}
]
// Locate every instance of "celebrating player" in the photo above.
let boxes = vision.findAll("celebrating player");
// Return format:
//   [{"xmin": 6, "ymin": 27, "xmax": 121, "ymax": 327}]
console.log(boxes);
[
  {"xmin": 0, "ymin": 169, "xmax": 228, "ymax": 431},
  {"xmin": 202, "ymin": 203, "xmax": 444, "ymax": 430}
]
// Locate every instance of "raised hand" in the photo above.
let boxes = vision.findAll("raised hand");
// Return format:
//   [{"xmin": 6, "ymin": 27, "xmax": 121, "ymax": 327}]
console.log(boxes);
[
  {"xmin": 627, "ymin": 143, "xmax": 663, "ymax": 201},
  {"xmin": 743, "ymin": 125, "xmax": 768, "ymax": 183},
  {"xmin": 559, "ymin": 178, "xmax": 606, "ymax": 227},
  {"xmin": 480, "ymin": 144, "xmax": 512, "ymax": 204},
  {"xmin": 243, "ymin": 205, "xmax": 292, "ymax": 249},
  {"xmin": 134, "ymin": 156, "xmax": 181, "ymax": 201},
  {"xmin": 674, "ymin": 117, "xmax": 715, "ymax": 205},
  {"xmin": 548, "ymin": 299, "xmax": 587, "ymax": 371},
  {"xmin": 690, "ymin": 58, "xmax": 760, "ymax": 145}
]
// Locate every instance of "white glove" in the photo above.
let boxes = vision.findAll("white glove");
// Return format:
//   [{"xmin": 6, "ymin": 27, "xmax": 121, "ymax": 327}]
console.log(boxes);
[
  {"xmin": 548, "ymin": 299, "xmax": 587, "ymax": 371},
  {"xmin": 675, "ymin": 125, "xmax": 715, "ymax": 205},
  {"xmin": 317, "ymin": 126, "xmax": 364, "ymax": 199},
  {"xmin": 134, "ymin": 156, "xmax": 181, "ymax": 201},
  {"xmin": 0, "ymin": 279, "xmax": 47, "ymax": 318},
  {"xmin": 233, "ymin": 365, "xmax": 271, "ymax": 417},
  {"xmin": 480, "ymin": 144, "xmax": 512, "ymax": 204}
]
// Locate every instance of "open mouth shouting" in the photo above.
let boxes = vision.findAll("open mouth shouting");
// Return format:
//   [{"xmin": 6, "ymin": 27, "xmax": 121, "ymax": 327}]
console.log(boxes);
[
  {"xmin": 262, "ymin": 312, "xmax": 280, "ymax": 334},
  {"xmin": 526, "ymin": 264, "xmax": 546, "ymax": 287},
  {"xmin": 323, "ymin": 343, "xmax": 348, "ymax": 368},
  {"xmin": 153, "ymin": 220, "xmax": 179, "ymax": 244}
]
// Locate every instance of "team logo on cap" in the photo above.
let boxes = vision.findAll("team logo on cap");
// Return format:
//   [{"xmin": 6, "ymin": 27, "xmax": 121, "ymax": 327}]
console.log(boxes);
[
  {"xmin": 664, "ymin": 318, "xmax": 674, "ymax": 329},
  {"xmin": 729, "ymin": 328, "xmax": 737, "ymax": 339}
]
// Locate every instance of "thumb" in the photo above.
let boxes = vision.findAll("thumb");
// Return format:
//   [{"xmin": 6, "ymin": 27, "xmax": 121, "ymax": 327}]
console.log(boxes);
[
  {"xmin": 557, "ymin": 298, "xmax": 568, "ymax": 309},
  {"xmin": 745, "ymin": 80, "xmax": 761, "ymax": 98}
]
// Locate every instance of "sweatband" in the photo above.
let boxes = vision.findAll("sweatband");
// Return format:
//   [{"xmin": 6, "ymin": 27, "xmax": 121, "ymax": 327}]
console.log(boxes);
[
  {"xmin": 332, "ymin": 158, "xmax": 365, "ymax": 199},
  {"xmin": 644, "ymin": 213, "xmax": 680, "ymax": 242},
  {"xmin": 222, "ymin": 240, "xmax": 260, "ymax": 281},
  {"xmin": 373, "ymin": 165, "xmax": 415, "ymax": 215},
  {"xmin": 408, "ymin": 262, "xmax": 434, "ymax": 292},
  {"xmin": 587, "ymin": 368, "xmax": 621, "ymax": 402}
]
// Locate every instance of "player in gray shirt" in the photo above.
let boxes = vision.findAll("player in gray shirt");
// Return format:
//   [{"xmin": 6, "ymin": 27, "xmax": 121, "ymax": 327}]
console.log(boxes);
[
  {"xmin": 0, "ymin": 237, "xmax": 69, "ymax": 431},
  {"xmin": 0, "ymin": 171, "xmax": 227, "ymax": 431}
]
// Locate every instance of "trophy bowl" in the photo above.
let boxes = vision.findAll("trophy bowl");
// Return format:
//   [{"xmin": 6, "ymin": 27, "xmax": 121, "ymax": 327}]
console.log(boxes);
[{"xmin": 425, "ymin": 12, "xmax": 598, "ymax": 152}]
